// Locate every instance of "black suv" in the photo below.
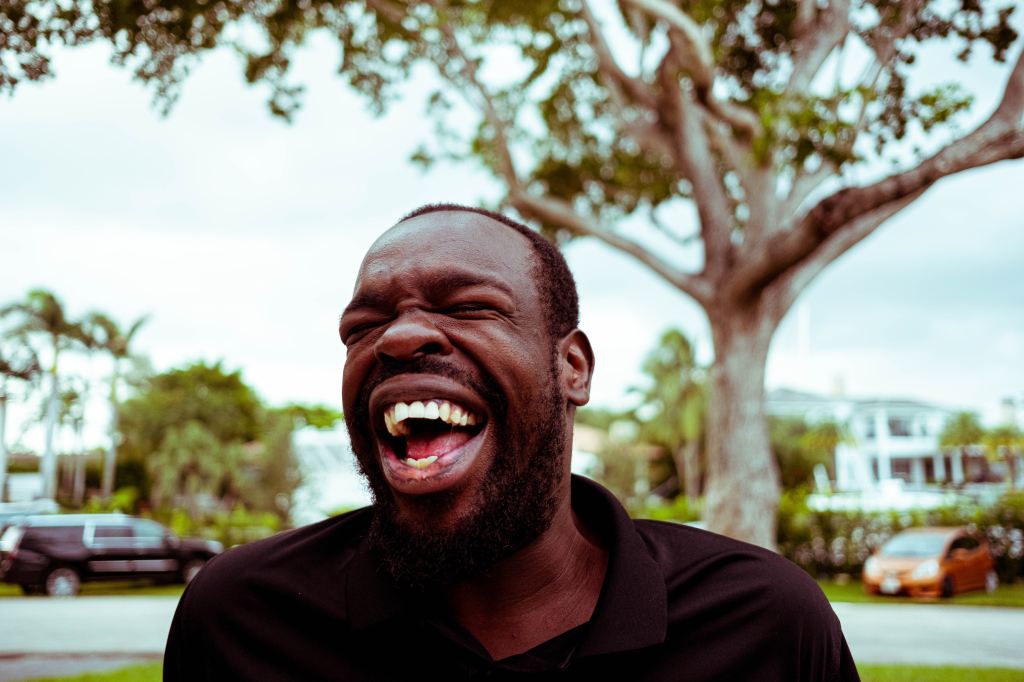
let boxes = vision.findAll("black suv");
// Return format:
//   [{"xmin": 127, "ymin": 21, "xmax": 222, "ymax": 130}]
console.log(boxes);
[{"xmin": 0, "ymin": 514, "xmax": 222, "ymax": 596}]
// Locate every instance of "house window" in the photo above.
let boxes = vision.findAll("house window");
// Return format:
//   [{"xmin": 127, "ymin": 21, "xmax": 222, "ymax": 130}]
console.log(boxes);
[{"xmin": 888, "ymin": 418, "xmax": 912, "ymax": 437}]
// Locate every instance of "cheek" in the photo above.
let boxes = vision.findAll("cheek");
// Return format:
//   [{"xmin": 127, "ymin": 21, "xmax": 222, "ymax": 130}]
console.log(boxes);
[{"xmin": 341, "ymin": 348, "xmax": 372, "ymax": 414}]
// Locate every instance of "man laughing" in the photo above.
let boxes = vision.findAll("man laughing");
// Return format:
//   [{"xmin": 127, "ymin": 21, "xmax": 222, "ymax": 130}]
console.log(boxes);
[{"xmin": 165, "ymin": 205, "xmax": 859, "ymax": 680}]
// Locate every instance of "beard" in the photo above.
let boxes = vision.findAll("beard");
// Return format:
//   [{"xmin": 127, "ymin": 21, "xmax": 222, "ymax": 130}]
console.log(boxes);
[{"xmin": 346, "ymin": 355, "xmax": 567, "ymax": 591}]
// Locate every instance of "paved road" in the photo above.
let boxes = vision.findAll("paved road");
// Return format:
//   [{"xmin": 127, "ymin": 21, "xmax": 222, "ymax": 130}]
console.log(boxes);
[
  {"xmin": 833, "ymin": 602, "xmax": 1024, "ymax": 669},
  {"xmin": 1, "ymin": 597, "xmax": 1023, "ymax": 680},
  {"xmin": 0, "ymin": 597, "xmax": 176, "ymax": 681}
]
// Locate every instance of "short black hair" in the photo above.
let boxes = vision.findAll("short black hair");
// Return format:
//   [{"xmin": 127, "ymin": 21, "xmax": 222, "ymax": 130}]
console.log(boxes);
[{"xmin": 399, "ymin": 203, "xmax": 580, "ymax": 339}]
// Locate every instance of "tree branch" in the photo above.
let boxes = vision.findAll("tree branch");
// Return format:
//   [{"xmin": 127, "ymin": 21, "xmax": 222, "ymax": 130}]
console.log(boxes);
[
  {"xmin": 782, "ymin": 161, "xmax": 837, "ymax": 220},
  {"xmin": 763, "ymin": 192, "xmax": 921, "ymax": 325},
  {"xmin": 364, "ymin": 0, "xmax": 406, "ymax": 26},
  {"xmin": 649, "ymin": 205, "xmax": 700, "ymax": 247},
  {"xmin": 437, "ymin": 22, "xmax": 521, "ymax": 191},
  {"xmin": 578, "ymin": 1, "xmax": 674, "ymax": 162},
  {"xmin": 622, "ymin": 0, "xmax": 713, "ymax": 90},
  {"xmin": 624, "ymin": 0, "xmax": 760, "ymax": 138},
  {"xmin": 654, "ymin": 45, "xmax": 735, "ymax": 277},
  {"xmin": 508, "ymin": 191, "xmax": 713, "ymax": 305},
  {"xmin": 785, "ymin": 0, "xmax": 850, "ymax": 96},
  {"xmin": 728, "ymin": 47, "xmax": 1024, "ymax": 303},
  {"xmin": 579, "ymin": 0, "xmax": 655, "ymax": 109}
]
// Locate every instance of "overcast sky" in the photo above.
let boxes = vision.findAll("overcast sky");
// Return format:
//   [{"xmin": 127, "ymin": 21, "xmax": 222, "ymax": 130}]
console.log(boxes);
[{"xmin": 1, "ymin": 25, "xmax": 1022, "ymax": 451}]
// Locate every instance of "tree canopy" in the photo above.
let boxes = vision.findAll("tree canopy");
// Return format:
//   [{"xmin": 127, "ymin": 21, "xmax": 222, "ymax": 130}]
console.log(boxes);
[
  {"xmin": 5, "ymin": 0, "xmax": 1021, "ymax": 546},
  {"xmin": 116, "ymin": 360, "xmax": 299, "ymax": 518}
]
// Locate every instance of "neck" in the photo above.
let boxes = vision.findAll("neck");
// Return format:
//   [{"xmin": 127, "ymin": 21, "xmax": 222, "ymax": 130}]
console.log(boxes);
[{"xmin": 444, "ymin": 493, "xmax": 608, "ymax": 661}]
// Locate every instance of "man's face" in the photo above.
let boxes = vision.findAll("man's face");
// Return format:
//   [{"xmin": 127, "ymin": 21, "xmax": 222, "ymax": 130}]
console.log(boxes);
[{"xmin": 339, "ymin": 211, "xmax": 573, "ymax": 587}]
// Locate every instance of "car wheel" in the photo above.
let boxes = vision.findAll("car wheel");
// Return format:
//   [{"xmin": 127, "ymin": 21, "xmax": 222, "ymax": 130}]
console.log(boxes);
[
  {"xmin": 985, "ymin": 570, "xmax": 999, "ymax": 594},
  {"xmin": 45, "ymin": 567, "xmax": 80, "ymax": 597},
  {"xmin": 940, "ymin": 576, "xmax": 954, "ymax": 598},
  {"xmin": 181, "ymin": 559, "xmax": 207, "ymax": 585}
]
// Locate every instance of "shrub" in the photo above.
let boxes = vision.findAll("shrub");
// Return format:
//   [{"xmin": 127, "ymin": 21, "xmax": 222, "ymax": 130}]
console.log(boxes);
[
  {"xmin": 777, "ymin": 490, "xmax": 1024, "ymax": 581},
  {"xmin": 640, "ymin": 490, "xmax": 1024, "ymax": 582}
]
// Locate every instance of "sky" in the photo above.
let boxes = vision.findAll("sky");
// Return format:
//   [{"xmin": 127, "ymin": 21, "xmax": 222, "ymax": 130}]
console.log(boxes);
[{"xmin": 1, "ymin": 20, "xmax": 1023, "ymax": 452}]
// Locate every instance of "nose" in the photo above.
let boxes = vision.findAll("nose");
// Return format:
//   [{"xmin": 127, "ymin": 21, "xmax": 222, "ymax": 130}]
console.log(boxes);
[{"xmin": 374, "ymin": 312, "xmax": 453, "ymax": 362}]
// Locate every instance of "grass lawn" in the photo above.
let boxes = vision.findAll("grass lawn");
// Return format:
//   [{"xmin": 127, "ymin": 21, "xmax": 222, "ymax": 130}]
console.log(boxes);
[
  {"xmin": 858, "ymin": 664, "xmax": 1024, "ymax": 681},
  {"xmin": 0, "ymin": 581, "xmax": 185, "ymax": 598},
  {"xmin": 819, "ymin": 579, "xmax": 1024, "ymax": 608},
  {"xmin": 19, "ymin": 662, "xmax": 1024, "ymax": 682},
  {"xmin": 22, "ymin": 663, "xmax": 161, "ymax": 682}
]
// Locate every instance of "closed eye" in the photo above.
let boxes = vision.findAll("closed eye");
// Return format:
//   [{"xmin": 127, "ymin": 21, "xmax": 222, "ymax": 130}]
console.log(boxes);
[
  {"xmin": 340, "ymin": 317, "xmax": 388, "ymax": 344},
  {"xmin": 445, "ymin": 303, "xmax": 490, "ymax": 313}
]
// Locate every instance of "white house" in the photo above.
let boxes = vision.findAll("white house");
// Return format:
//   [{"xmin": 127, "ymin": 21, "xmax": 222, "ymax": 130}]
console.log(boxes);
[{"xmin": 765, "ymin": 388, "xmax": 991, "ymax": 491}]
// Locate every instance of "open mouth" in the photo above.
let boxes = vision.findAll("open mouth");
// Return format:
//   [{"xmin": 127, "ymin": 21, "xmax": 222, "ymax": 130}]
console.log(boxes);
[{"xmin": 380, "ymin": 399, "xmax": 485, "ymax": 470}]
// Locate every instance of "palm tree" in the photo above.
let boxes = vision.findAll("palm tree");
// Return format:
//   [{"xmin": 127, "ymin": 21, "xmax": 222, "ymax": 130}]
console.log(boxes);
[
  {"xmin": 984, "ymin": 425, "xmax": 1024, "ymax": 490},
  {"xmin": 53, "ymin": 380, "xmax": 89, "ymax": 506},
  {"xmin": 85, "ymin": 312, "xmax": 148, "ymax": 499},
  {"xmin": 636, "ymin": 329, "xmax": 706, "ymax": 501},
  {"xmin": 0, "ymin": 335, "xmax": 41, "ymax": 502},
  {"xmin": 939, "ymin": 411, "xmax": 985, "ymax": 485},
  {"xmin": 1, "ymin": 290, "xmax": 92, "ymax": 500}
]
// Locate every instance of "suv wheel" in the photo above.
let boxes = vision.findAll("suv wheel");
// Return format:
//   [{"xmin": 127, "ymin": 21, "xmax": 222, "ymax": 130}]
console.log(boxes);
[
  {"xmin": 45, "ymin": 567, "xmax": 81, "ymax": 597},
  {"xmin": 181, "ymin": 558, "xmax": 207, "ymax": 584}
]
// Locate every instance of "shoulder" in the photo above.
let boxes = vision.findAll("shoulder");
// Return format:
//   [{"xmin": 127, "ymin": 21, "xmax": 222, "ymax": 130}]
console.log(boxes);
[
  {"xmin": 634, "ymin": 519, "xmax": 835, "ymax": 626},
  {"xmin": 178, "ymin": 507, "xmax": 372, "ymax": 617},
  {"xmin": 630, "ymin": 520, "xmax": 857, "ymax": 681}
]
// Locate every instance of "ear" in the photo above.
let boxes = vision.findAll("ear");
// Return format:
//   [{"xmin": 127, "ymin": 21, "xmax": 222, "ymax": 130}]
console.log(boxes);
[{"xmin": 558, "ymin": 329, "xmax": 594, "ymax": 407}]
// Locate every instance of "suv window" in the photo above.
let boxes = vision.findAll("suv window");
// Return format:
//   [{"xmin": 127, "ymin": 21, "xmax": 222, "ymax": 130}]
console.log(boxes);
[
  {"xmin": 92, "ymin": 525, "xmax": 133, "ymax": 547},
  {"xmin": 132, "ymin": 519, "xmax": 167, "ymax": 547},
  {"xmin": 21, "ymin": 526, "xmax": 82, "ymax": 550}
]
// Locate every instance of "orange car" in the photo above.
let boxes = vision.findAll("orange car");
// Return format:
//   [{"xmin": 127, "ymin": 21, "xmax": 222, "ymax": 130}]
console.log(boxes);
[{"xmin": 862, "ymin": 527, "xmax": 998, "ymax": 598}]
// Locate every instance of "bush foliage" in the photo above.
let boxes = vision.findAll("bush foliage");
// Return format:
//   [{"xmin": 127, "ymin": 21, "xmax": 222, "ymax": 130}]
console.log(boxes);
[
  {"xmin": 642, "ymin": 490, "xmax": 1024, "ymax": 582},
  {"xmin": 778, "ymin": 490, "xmax": 1024, "ymax": 581}
]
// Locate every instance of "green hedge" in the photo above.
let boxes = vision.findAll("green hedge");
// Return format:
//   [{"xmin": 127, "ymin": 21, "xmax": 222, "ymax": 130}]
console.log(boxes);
[
  {"xmin": 639, "ymin": 490, "xmax": 1024, "ymax": 582},
  {"xmin": 155, "ymin": 505, "xmax": 283, "ymax": 548},
  {"xmin": 779, "ymin": 490, "xmax": 1024, "ymax": 580}
]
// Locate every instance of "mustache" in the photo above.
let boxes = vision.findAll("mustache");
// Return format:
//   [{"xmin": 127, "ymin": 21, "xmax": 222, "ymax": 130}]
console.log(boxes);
[{"xmin": 350, "ymin": 356, "xmax": 508, "ymax": 430}]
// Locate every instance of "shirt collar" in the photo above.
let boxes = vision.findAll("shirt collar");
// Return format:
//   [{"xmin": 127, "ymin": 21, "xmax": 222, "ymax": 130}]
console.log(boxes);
[
  {"xmin": 343, "ymin": 475, "xmax": 668, "ymax": 655},
  {"xmin": 571, "ymin": 474, "xmax": 668, "ymax": 656}
]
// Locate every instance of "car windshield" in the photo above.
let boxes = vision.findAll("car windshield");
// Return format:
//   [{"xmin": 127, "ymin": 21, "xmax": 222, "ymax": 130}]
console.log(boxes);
[{"xmin": 880, "ymin": 533, "xmax": 948, "ymax": 557}]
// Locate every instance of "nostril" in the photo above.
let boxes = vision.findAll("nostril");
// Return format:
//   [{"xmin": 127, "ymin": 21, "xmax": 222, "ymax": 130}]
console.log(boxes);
[{"xmin": 417, "ymin": 341, "xmax": 446, "ymax": 356}]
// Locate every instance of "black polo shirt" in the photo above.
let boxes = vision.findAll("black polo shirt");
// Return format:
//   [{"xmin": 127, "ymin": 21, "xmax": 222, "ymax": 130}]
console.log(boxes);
[{"xmin": 165, "ymin": 476, "xmax": 859, "ymax": 681}]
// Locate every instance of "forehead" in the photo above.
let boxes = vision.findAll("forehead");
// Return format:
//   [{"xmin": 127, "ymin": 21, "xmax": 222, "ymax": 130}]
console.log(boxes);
[{"xmin": 355, "ymin": 211, "xmax": 537, "ymax": 295}]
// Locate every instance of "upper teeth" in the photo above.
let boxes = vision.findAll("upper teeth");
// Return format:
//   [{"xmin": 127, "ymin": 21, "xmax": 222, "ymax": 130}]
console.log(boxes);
[{"xmin": 384, "ymin": 400, "xmax": 478, "ymax": 437}]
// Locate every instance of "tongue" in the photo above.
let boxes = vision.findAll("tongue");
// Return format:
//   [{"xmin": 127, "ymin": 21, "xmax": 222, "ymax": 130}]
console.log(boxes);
[{"xmin": 406, "ymin": 429, "xmax": 473, "ymax": 460}]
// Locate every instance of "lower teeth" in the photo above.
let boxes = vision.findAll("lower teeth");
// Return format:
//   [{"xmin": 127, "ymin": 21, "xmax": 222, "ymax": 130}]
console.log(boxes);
[{"xmin": 403, "ymin": 455, "xmax": 438, "ymax": 469}]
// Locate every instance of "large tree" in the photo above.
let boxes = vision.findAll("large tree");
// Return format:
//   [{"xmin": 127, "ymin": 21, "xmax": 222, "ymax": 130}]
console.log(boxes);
[
  {"xmin": 3, "ymin": 0, "xmax": 1022, "ymax": 546},
  {"xmin": 118, "ymin": 361, "xmax": 299, "ymax": 518}
]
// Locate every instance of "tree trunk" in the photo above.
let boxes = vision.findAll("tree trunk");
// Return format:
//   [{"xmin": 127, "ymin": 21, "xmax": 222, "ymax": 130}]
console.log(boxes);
[
  {"xmin": 0, "ymin": 388, "xmax": 8, "ymax": 503},
  {"xmin": 673, "ymin": 440, "xmax": 702, "ymax": 500},
  {"xmin": 42, "ymin": 366, "xmax": 59, "ymax": 500},
  {"xmin": 703, "ymin": 309, "xmax": 780, "ymax": 550},
  {"xmin": 73, "ymin": 422, "xmax": 86, "ymax": 506},
  {"xmin": 102, "ymin": 365, "xmax": 120, "ymax": 500}
]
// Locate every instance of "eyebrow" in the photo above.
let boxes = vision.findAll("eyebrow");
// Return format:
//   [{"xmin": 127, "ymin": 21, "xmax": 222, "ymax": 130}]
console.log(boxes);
[{"xmin": 341, "ymin": 272, "xmax": 515, "ymax": 319}]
